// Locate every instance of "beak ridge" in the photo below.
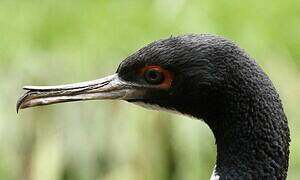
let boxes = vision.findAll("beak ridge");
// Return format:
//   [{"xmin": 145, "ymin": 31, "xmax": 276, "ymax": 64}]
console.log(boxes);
[{"xmin": 16, "ymin": 74, "xmax": 142, "ymax": 112}]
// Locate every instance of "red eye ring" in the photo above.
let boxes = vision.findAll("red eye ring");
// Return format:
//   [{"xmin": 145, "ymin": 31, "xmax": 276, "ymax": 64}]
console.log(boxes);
[{"xmin": 139, "ymin": 66, "xmax": 173, "ymax": 88}]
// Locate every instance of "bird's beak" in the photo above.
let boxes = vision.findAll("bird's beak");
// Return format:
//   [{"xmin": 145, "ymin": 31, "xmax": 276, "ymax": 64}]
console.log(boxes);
[{"xmin": 16, "ymin": 74, "xmax": 143, "ymax": 112}]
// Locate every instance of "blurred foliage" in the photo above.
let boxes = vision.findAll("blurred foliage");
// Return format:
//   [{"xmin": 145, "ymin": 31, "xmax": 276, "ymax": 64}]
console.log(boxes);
[{"xmin": 0, "ymin": 0, "xmax": 299, "ymax": 179}]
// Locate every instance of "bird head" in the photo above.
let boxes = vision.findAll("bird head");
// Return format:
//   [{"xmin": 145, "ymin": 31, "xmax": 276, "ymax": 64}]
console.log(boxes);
[
  {"xmin": 17, "ymin": 34, "xmax": 290, "ymax": 179},
  {"xmin": 17, "ymin": 34, "xmax": 250, "ymax": 120}
]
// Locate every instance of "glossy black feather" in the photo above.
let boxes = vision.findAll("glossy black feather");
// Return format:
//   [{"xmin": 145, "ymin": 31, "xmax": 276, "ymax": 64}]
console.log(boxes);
[{"xmin": 118, "ymin": 34, "xmax": 290, "ymax": 179}]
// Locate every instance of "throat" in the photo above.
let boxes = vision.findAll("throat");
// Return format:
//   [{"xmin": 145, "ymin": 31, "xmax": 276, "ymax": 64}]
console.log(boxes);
[{"xmin": 132, "ymin": 101, "xmax": 194, "ymax": 118}]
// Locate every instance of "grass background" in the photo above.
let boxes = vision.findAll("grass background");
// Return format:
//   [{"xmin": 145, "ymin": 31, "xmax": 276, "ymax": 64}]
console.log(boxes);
[{"xmin": 0, "ymin": 0, "xmax": 299, "ymax": 179}]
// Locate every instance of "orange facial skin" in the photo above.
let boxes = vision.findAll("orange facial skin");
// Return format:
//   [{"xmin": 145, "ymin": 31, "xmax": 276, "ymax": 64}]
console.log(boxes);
[{"xmin": 139, "ymin": 65, "xmax": 174, "ymax": 89}]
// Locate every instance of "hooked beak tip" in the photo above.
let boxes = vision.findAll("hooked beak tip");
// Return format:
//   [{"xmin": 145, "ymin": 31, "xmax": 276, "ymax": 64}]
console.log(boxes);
[{"xmin": 16, "ymin": 92, "xmax": 28, "ymax": 113}]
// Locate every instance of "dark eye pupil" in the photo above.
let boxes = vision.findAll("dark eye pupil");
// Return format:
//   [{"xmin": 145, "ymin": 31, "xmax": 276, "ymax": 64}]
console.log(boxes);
[
  {"xmin": 144, "ymin": 68, "xmax": 164, "ymax": 84},
  {"xmin": 148, "ymin": 71, "xmax": 158, "ymax": 79}
]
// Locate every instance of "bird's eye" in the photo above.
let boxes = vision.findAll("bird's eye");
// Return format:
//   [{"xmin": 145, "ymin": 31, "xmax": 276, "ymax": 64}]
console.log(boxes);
[{"xmin": 144, "ymin": 68, "xmax": 165, "ymax": 84}]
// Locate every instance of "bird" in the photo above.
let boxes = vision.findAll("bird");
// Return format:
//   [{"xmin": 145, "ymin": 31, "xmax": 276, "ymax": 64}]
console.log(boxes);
[{"xmin": 17, "ymin": 34, "xmax": 290, "ymax": 179}]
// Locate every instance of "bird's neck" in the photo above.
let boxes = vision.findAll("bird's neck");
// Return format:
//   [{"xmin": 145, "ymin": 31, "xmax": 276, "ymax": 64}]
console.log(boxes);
[{"xmin": 205, "ymin": 93, "xmax": 290, "ymax": 179}]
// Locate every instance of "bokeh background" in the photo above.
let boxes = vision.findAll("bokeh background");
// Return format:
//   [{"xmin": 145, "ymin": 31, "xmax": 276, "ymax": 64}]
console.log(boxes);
[{"xmin": 1, "ymin": 0, "xmax": 299, "ymax": 179}]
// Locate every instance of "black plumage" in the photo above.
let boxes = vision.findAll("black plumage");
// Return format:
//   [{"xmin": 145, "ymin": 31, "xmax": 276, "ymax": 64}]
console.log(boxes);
[
  {"xmin": 118, "ymin": 34, "xmax": 290, "ymax": 179},
  {"xmin": 17, "ymin": 34, "xmax": 290, "ymax": 179}
]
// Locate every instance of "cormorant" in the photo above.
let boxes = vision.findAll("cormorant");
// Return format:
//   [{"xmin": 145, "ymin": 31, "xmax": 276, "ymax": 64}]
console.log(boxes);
[{"xmin": 17, "ymin": 34, "xmax": 290, "ymax": 179}]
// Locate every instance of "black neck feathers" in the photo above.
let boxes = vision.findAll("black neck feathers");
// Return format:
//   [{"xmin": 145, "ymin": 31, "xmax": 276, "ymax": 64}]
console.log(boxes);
[
  {"xmin": 162, "ymin": 34, "xmax": 290, "ymax": 179},
  {"xmin": 203, "ymin": 58, "xmax": 290, "ymax": 179},
  {"xmin": 119, "ymin": 34, "xmax": 290, "ymax": 179}
]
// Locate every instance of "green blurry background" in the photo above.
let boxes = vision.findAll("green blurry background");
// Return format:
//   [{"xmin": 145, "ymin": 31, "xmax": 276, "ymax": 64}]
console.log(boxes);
[{"xmin": 1, "ymin": 0, "xmax": 299, "ymax": 179}]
